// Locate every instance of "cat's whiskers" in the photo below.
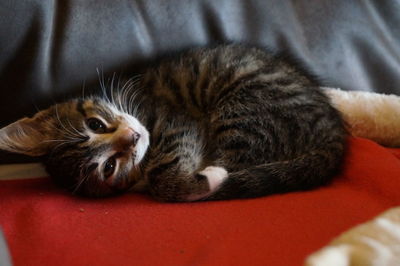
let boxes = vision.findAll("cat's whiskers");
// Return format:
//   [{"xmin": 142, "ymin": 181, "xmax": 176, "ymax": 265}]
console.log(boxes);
[
  {"xmin": 54, "ymin": 105, "xmax": 87, "ymax": 141},
  {"xmin": 115, "ymin": 75, "xmax": 125, "ymax": 113},
  {"xmin": 42, "ymin": 138, "xmax": 82, "ymax": 143},
  {"xmin": 122, "ymin": 77, "xmax": 139, "ymax": 114},
  {"xmin": 55, "ymin": 105, "xmax": 77, "ymax": 137},
  {"xmin": 129, "ymin": 86, "xmax": 144, "ymax": 117},
  {"xmin": 120, "ymin": 76, "xmax": 132, "ymax": 114},
  {"xmin": 107, "ymin": 75, "xmax": 140, "ymax": 115},
  {"xmin": 121, "ymin": 76, "xmax": 143, "ymax": 116},
  {"xmin": 72, "ymin": 169, "xmax": 91, "ymax": 195},
  {"xmin": 97, "ymin": 68, "xmax": 111, "ymax": 104},
  {"xmin": 110, "ymin": 72, "xmax": 120, "ymax": 111},
  {"xmin": 117, "ymin": 74, "xmax": 135, "ymax": 114},
  {"xmin": 50, "ymin": 141, "xmax": 77, "ymax": 154},
  {"xmin": 66, "ymin": 118, "xmax": 87, "ymax": 139},
  {"xmin": 120, "ymin": 77, "xmax": 135, "ymax": 114},
  {"xmin": 43, "ymin": 120, "xmax": 85, "ymax": 143},
  {"xmin": 45, "ymin": 135, "xmax": 84, "ymax": 150}
]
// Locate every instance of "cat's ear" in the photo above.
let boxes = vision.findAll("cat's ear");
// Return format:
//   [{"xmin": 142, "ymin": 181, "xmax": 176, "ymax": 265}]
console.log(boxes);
[{"xmin": 0, "ymin": 115, "xmax": 52, "ymax": 156}]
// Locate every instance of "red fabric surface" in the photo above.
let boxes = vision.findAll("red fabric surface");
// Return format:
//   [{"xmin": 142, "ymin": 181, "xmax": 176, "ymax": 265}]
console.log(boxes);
[{"xmin": 1, "ymin": 137, "xmax": 399, "ymax": 266}]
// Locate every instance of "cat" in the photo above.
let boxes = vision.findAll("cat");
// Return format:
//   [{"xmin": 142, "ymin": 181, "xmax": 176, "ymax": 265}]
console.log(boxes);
[{"xmin": 0, "ymin": 45, "xmax": 347, "ymax": 201}]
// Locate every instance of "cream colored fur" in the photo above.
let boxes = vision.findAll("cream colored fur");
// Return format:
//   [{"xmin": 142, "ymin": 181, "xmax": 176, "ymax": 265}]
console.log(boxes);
[
  {"xmin": 325, "ymin": 88, "xmax": 400, "ymax": 147},
  {"xmin": 306, "ymin": 207, "xmax": 400, "ymax": 266}
]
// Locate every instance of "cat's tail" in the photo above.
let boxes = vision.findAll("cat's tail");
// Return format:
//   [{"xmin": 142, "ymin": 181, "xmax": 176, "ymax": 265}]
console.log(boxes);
[{"xmin": 207, "ymin": 142, "xmax": 346, "ymax": 200}]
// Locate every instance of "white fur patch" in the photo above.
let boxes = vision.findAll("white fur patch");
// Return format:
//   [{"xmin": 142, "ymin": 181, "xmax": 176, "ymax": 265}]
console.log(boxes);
[
  {"xmin": 186, "ymin": 166, "xmax": 228, "ymax": 201},
  {"xmin": 198, "ymin": 166, "xmax": 228, "ymax": 192}
]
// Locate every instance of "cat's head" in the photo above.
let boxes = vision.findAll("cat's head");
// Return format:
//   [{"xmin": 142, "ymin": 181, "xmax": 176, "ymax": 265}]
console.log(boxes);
[{"xmin": 0, "ymin": 97, "xmax": 150, "ymax": 197}]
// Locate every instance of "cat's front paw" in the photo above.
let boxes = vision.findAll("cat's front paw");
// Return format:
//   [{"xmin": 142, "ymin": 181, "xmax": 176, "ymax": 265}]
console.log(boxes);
[
  {"xmin": 198, "ymin": 166, "xmax": 228, "ymax": 192},
  {"xmin": 186, "ymin": 166, "xmax": 228, "ymax": 201}
]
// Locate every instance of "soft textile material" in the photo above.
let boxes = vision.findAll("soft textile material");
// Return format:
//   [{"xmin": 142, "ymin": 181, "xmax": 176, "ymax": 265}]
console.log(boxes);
[
  {"xmin": 1, "ymin": 137, "xmax": 399, "ymax": 266},
  {"xmin": 306, "ymin": 207, "xmax": 400, "ymax": 266},
  {"xmin": 2, "ymin": 0, "xmax": 400, "ymax": 165}
]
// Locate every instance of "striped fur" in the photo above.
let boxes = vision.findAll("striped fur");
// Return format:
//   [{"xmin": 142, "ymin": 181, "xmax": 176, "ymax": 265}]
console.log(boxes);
[
  {"xmin": 0, "ymin": 45, "xmax": 347, "ymax": 201},
  {"xmin": 137, "ymin": 45, "xmax": 346, "ymax": 201}
]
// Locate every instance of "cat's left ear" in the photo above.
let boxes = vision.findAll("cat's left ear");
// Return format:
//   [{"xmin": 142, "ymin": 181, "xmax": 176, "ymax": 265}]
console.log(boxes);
[{"xmin": 0, "ymin": 113, "xmax": 53, "ymax": 156}]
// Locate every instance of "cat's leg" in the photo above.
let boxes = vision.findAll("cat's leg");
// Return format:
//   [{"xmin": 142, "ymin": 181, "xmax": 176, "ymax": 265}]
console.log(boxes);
[
  {"xmin": 145, "ymin": 155, "xmax": 228, "ymax": 202},
  {"xmin": 143, "ymin": 119, "xmax": 228, "ymax": 202},
  {"xmin": 185, "ymin": 166, "xmax": 228, "ymax": 201}
]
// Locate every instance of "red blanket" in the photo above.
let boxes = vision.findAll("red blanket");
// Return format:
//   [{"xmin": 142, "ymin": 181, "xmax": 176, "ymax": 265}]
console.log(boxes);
[{"xmin": 1, "ymin": 137, "xmax": 399, "ymax": 266}]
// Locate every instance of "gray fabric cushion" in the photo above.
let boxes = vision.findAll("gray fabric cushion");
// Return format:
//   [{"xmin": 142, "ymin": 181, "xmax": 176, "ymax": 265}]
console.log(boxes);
[{"xmin": 1, "ymin": 0, "xmax": 400, "ymax": 162}]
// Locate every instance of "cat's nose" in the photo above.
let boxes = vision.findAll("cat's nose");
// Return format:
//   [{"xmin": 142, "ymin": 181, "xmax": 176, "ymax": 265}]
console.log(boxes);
[
  {"xmin": 114, "ymin": 128, "xmax": 141, "ymax": 151},
  {"xmin": 132, "ymin": 132, "xmax": 141, "ymax": 145}
]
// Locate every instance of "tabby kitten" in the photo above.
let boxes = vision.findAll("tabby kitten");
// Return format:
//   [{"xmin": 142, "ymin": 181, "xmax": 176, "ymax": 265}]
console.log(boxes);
[{"xmin": 0, "ymin": 45, "xmax": 347, "ymax": 201}]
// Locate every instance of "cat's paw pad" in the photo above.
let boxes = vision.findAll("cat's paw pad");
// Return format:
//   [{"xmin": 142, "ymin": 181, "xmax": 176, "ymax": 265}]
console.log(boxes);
[{"xmin": 198, "ymin": 166, "xmax": 228, "ymax": 192}]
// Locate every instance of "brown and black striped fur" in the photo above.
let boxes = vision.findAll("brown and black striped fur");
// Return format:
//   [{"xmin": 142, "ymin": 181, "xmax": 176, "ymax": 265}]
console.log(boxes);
[{"xmin": 0, "ymin": 45, "xmax": 347, "ymax": 201}]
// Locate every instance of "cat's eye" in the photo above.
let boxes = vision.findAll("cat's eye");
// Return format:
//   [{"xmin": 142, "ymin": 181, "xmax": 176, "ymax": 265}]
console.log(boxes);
[
  {"xmin": 86, "ymin": 118, "xmax": 106, "ymax": 134},
  {"xmin": 103, "ymin": 157, "xmax": 116, "ymax": 179}
]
